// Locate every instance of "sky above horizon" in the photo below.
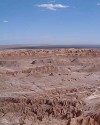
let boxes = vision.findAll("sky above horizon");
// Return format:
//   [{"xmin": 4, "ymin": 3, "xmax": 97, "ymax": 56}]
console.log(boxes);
[{"xmin": 0, "ymin": 0, "xmax": 100, "ymax": 45}]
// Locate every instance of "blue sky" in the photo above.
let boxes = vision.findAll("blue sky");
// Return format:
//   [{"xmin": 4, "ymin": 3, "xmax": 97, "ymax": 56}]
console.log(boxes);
[{"xmin": 0, "ymin": 0, "xmax": 100, "ymax": 45}]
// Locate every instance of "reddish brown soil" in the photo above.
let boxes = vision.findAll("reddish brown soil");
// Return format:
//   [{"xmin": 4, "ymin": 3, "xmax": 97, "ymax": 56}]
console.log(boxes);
[{"xmin": 0, "ymin": 49, "xmax": 100, "ymax": 125}]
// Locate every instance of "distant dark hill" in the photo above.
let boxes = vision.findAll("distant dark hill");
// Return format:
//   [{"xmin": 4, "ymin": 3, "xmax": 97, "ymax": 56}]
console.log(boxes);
[{"xmin": 0, "ymin": 44, "xmax": 100, "ymax": 50}]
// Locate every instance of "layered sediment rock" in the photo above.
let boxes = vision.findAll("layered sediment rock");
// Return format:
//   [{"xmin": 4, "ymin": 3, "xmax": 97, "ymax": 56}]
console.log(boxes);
[{"xmin": 0, "ymin": 48, "xmax": 100, "ymax": 125}]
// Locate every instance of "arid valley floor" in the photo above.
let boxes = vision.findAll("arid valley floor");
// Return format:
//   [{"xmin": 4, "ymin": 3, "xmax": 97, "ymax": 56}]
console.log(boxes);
[{"xmin": 0, "ymin": 48, "xmax": 100, "ymax": 125}]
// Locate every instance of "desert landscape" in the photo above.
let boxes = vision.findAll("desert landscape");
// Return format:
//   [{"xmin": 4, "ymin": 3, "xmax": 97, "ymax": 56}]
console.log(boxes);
[{"xmin": 0, "ymin": 48, "xmax": 100, "ymax": 125}]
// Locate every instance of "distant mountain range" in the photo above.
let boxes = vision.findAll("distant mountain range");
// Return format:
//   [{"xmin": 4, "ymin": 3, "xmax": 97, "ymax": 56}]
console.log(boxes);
[{"xmin": 0, "ymin": 44, "xmax": 100, "ymax": 50}]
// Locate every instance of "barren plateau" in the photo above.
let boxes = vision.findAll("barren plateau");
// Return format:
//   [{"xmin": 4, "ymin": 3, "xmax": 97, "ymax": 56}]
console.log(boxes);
[{"xmin": 0, "ymin": 48, "xmax": 100, "ymax": 125}]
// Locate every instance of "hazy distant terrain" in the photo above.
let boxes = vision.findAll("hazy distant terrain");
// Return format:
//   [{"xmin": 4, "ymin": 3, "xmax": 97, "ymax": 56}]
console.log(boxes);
[
  {"xmin": 1, "ymin": 44, "xmax": 100, "ymax": 50},
  {"xmin": 0, "ymin": 48, "xmax": 100, "ymax": 125}
]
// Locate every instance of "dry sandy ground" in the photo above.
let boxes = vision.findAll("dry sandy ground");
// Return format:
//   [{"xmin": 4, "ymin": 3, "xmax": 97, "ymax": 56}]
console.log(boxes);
[{"xmin": 0, "ymin": 48, "xmax": 100, "ymax": 125}]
